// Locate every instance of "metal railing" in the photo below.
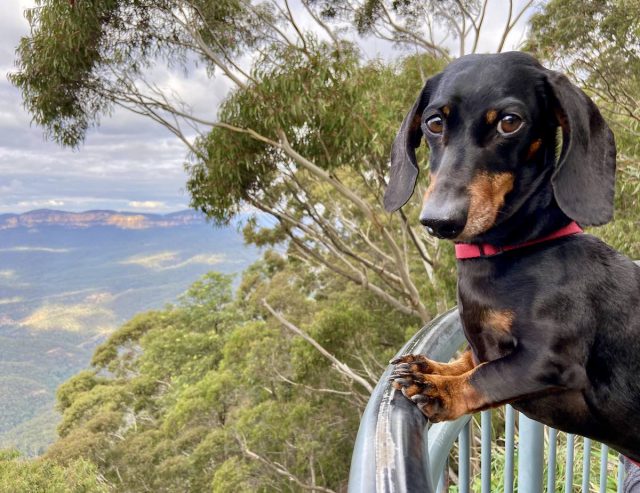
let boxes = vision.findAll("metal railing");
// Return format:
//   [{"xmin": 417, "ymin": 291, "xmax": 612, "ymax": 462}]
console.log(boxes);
[{"xmin": 348, "ymin": 308, "xmax": 626, "ymax": 493}]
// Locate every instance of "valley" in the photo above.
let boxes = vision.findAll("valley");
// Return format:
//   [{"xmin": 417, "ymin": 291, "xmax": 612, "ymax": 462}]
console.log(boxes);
[{"xmin": 0, "ymin": 210, "xmax": 258, "ymax": 455}]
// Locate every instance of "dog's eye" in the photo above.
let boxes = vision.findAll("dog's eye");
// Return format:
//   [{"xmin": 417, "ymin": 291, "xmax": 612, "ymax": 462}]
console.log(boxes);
[
  {"xmin": 426, "ymin": 116, "xmax": 444, "ymax": 134},
  {"xmin": 497, "ymin": 114, "xmax": 523, "ymax": 135}
]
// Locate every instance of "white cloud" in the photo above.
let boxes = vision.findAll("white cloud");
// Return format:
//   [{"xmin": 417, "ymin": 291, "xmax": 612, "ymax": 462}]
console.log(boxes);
[
  {"xmin": 128, "ymin": 201, "xmax": 167, "ymax": 210},
  {"xmin": 0, "ymin": 297, "xmax": 23, "ymax": 305},
  {"xmin": 0, "ymin": 247, "xmax": 72, "ymax": 253},
  {"xmin": 120, "ymin": 251, "xmax": 226, "ymax": 270},
  {"xmin": 0, "ymin": 1, "xmax": 203, "ymax": 214},
  {"xmin": 17, "ymin": 199, "xmax": 65, "ymax": 208}
]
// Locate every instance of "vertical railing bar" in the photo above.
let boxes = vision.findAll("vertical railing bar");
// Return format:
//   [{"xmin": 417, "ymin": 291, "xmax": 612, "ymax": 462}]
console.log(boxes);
[
  {"xmin": 481, "ymin": 410, "xmax": 492, "ymax": 493},
  {"xmin": 518, "ymin": 414, "xmax": 544, "ymax": 493},
  {"xmin": 547, "ymin": 428, "xmax": 558, "ymax": 493},
  {"xmin": 599, "ymin": 444, "xmax": 609, "ymax": 493},
  {"xmin": 582, "ymin": 437, "xmax": 592, "ymax": 492},
  {"xmin": 459, "ymin": 421, "xmax": 471, "ymax": 493},
  {"xmin": 617, "ymin": 456, "xmax": 625, "ymax": 493},
  {"xmin": 565, "ymin": 434, "xmax": 575, "ymax": 493},
  {"xmin": 504, "ymin": 406, "xmax": 515, "ymax": 493}
]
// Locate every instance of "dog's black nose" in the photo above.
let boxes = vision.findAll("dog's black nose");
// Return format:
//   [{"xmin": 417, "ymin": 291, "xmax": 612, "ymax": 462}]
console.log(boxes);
[{"xmin": 419, "ymin": 216, "xmax": 465, "ymax": 239}]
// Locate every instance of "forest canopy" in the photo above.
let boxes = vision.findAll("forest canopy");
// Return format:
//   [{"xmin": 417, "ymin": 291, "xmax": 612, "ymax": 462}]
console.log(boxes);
[{"xmin": 8, "ymin": 0, "xmax": 640, "ymax": 491}]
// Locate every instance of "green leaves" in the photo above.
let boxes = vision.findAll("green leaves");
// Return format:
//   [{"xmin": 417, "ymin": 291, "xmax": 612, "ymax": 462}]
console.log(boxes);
[
  {"xmin": 11, "ymin": 0, "xmax": 120, "ymax": 146},
  {"xmin": 0, "ymin": 451, "xmax": 107, "ymax": 493},
  {"xmin": 527, "ymin": 1, "xmax": 640, "ymax": 133},
  {"xmin": 10, "ymin": 0, "xmax": 277, "ymax": 146},
  {"xmin": 10, "ymin": 1, "xmax": 640, "ymax": 490},
  {"xmin": 187, "ymin": 41, "xmax": 366, "ymax": 223},
  {"xmin": 43, "ymin": 251, "xmax": 418, "ymax": 491}
]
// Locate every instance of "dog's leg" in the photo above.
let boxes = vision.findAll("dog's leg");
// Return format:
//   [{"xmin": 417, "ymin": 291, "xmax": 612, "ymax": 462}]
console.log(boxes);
[
  {"xmin": 391, "ymin": 370, "xmax": 483, "ymax": 422},
  {"xmin": 391, "ymin": 349, "xmax": 580, "ymax": 422},
  {"xmin": 390, "ymin": 350, "xmax": 475, "ymax": 377}
]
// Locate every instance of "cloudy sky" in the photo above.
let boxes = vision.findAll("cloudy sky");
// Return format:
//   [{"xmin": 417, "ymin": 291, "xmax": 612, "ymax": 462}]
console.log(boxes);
[
  {"xmin": 0, "ymin": 1, "xmax": 533, "ymax": 215},
  {"xmin": 0, "ymin": 1, "xmax": 222, "ymax": 214}
]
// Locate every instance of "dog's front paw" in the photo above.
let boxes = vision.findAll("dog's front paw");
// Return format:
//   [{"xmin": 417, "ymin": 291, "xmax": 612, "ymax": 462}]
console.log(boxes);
[{"xmin": 390, "ymin": 359, "xmax": 463, "ymax": 422}]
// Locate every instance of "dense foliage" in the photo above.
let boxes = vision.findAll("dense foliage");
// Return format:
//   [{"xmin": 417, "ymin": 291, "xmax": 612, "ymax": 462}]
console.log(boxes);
[
  {"xmin": 7, "ymin": 0, "xmax": 640, "ymax": 490},
  {"xmin": 0, "ymin": 450, "xmax": 106, "ymax": 493},
  {"xmin": 37, "ymin": 266, "xmax": 413, "ymax": 491}
]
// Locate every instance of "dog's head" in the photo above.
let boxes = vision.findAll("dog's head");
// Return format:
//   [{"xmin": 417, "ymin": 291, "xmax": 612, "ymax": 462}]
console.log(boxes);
[{"xmin": 384, "ymin": 52, "xmax": 616, "ymax": 241}]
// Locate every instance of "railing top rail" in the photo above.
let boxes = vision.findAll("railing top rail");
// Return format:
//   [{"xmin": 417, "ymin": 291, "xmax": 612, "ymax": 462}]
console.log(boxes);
[{"xmin": 348, "ymin": 308, "xmax": 466, "ymax": 493}]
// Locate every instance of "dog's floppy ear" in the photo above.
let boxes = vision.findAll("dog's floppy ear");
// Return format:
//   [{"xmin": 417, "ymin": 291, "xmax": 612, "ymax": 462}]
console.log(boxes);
[
  {"xmin": 383, "ymin": 76, "xmax": 440, "ymax": 212},
  {"xmin": 546, "ymin": 71, "xmax": 616, "ymax": 226}
]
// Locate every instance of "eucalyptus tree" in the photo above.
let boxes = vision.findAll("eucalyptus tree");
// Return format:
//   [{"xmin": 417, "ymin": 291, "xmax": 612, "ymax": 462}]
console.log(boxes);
[
  {"xmin": 10, "ymin": 4, "xmax": 535, "ymax": 486},
  {"xmin": 11, "ymin": 0, "xmax": 537, "ymax": 326},
  {"xmin": 312, "ymin": 0, "xmax": 535, "ymax": 59},
  {"xmin": 528, "ymin": 0, "xmax": 640, "ymax": 135},
  {"xmin": 44, "ymin": 267, "xmax": 404, "ymax": 492},
  {"xmin": 22, "ymin": 1, "xmax": 640, "ymax": 491}
]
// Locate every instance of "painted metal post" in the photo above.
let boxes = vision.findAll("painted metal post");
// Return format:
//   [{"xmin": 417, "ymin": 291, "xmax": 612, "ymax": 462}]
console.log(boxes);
[
  {"xmin": 565, "ymin": 434, "xmax": 576, "ymax": 493},
  {"xmin": 481, "ymin": 410, "xmax": 492, "ymax": 493},
  {"xmin": 547, "ymin": 428, "xmax": 558, "ymax": 493},
  {"xmin": 582, "ymin": 437, "xmax": 592, "ymax": 492},
  {"xmin": 617, "ymin": 456, "xmax": 625, "ymax": 493},
  {"xmin": 348, "ymin": 308, "xmax": 465, "ymax": 493},
  {"xmin": 459, "ymin": 422, "xmax": 470, "ymax": 493},
  {"xmin": 504, "ymin": 405, "xmax": 516, "ymax": 493},
  {"xmin": 599, "ymin": 444, "xmax": 609, "ymax": 493},
  {"xmin": 518, "ymin": 413, "xmax": 544, "ymax": 493}
]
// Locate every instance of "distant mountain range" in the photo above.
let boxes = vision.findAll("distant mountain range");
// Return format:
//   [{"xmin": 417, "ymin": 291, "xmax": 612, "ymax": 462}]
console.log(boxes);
[
  {"xmin": 0, "ymin": 209, "xmax": 259, "ymax": 456},
  {"xmin": 0, "ymin": 209, "xmax": 208, "ymax": 230}
]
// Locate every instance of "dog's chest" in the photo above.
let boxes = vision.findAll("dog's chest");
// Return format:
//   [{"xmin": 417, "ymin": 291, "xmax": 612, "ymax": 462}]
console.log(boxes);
[{"xmin": 457, "ymin": 262, "xmax": 518, "ymax": 363}]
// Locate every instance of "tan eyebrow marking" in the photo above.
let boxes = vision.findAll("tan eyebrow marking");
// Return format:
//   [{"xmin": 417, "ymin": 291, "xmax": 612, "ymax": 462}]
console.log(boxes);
[
  {"xmin": 442, "ymin": 105, "xmax": 450, "ymax": 117},
  {"xmin": 527, "ymin": 139, "xmax": 542, "ymax": 160},
  {"xmin": 485, "ymin": 110, "xmax": 498, "ymax": 124}
]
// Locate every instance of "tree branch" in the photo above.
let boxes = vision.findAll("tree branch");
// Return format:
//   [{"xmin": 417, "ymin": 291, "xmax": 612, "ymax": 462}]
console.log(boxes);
[
  {"xmin": 237, "ymin": 434, "xmax": 337, "ymax": 493},
  {"xmin": 286, "ymin": 232, "xmax": 421, "ymax": 317},
  {"xmin": 262, "ymin": 300, "xmax": 375, "ymax": 393},
  {"xmin": 378, "ymin": 3, "xmax": 451, "ymax": 60}
]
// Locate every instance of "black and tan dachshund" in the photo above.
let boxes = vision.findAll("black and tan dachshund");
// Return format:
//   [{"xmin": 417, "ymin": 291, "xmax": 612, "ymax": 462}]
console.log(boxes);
[{"xmin": 386, "ymin": 51, "xmax": 640, "ymax": 462}]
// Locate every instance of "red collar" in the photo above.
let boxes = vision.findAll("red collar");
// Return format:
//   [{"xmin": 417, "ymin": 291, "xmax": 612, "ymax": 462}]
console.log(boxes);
[{"xmin": 455, "ymin": 221, "xmax": 583, "ymax": 260}]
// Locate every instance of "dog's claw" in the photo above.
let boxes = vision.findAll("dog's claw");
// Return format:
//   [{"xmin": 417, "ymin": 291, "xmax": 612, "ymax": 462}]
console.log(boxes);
[
  {"xmin": 391, "ymin": 372, "xmax": 413, "ymax": 379},
  {"xmin": 392, "ymin": 378, "xmax": 413, "ymax": 387}
]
